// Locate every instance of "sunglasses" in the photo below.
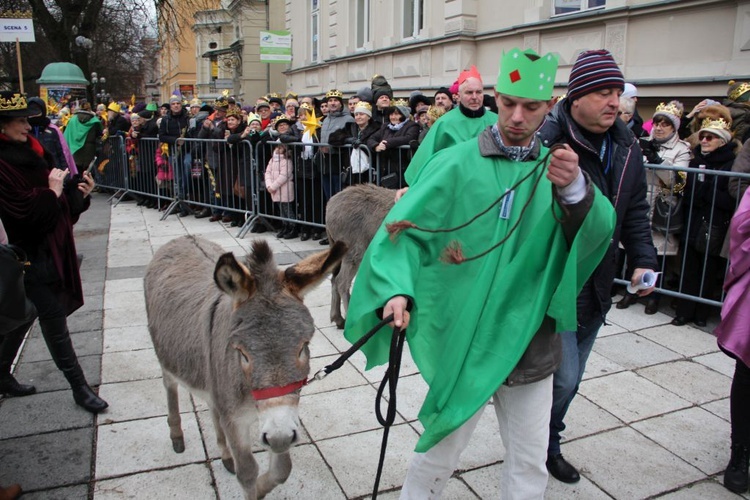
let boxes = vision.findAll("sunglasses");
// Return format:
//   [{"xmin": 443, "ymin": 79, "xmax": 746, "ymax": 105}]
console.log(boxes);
[{"xmin": 698, "ymin": 133, "xmax": 719, "ymax": 142}]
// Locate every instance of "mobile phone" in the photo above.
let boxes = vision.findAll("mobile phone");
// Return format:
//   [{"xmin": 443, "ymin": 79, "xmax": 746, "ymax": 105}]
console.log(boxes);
[{"xmin": 85, "ymin": 156, "xmax": 97, "ymax": 175}]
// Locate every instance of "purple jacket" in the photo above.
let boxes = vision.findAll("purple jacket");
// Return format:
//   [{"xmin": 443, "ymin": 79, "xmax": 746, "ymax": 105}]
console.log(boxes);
[{"xmin": 715, "ymin": 187, "xmax": 750, "ymax": 367}]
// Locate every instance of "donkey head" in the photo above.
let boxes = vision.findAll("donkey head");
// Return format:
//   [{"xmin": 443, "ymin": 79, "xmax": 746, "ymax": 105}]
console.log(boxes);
[{"xmin": 213, "ymin": 240, "xmax": 346, "ymax": 453}]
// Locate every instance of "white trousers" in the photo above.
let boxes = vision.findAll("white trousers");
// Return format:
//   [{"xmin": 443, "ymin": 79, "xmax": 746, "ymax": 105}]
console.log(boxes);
[{"xmin": 400, "ymin": 375, "xmax": 553, "ymax": 500}]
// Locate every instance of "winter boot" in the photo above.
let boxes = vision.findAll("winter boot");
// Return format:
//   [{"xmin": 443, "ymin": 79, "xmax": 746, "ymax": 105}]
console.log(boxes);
[
  {"xmin": 724, "ymin": 443, "xmax": 750, "ymax": 493},
  {"xmin": 38, "ymin": 318, "xmax": 108, "ymax": 413},
  {"xmin": 0, "ymin": 324, "xmax": 36, "ymax": 397}
]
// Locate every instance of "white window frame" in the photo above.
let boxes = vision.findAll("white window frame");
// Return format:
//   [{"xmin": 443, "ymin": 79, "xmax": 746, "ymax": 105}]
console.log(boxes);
[
  {"xmin": 311, "ymin": 0, "xmax": 320, "ymax": 63},
  {"xmin": 402, "ymin": 0, "xmax": 423, "ymax": 40},
  {"xmin": 356, "ymin": 0, "xmax": 370, "ymax": 50},
  {"xmin": 552, "ymin": 0, "xmax": 606, "ymax": 17}
]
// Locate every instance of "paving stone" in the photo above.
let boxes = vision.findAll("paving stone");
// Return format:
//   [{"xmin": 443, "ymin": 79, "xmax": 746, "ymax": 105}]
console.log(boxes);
[
  {"xmin": 636, "ymin": 323, "xmax": 720, "ymax": 357},
  {"xmin": 101, "ymin": 349, "xmax": 161, "ymax": 384},
  {"xmin": 102, "ymin": 325, "xmax": 154, "ymax": 353},
  {"xmin": 20, "ymin": 484, "xmax": 89, "ymax": 500},
  {"xmin": 95, "ymin": 414, "xmax": 205, "ymax": 479},
  {"xmin": 300, "ymin": 384, "xmax": 395, "ymax": 440},
  {"xmin": 308, "ymin": 303, "xmax": 336, "ymax": 329},
  {"xmin": 559, "ymin": 394, "xmax": 623, "ymax": 443},
  {"xmin": 632, "ymin": 407, "xmax": 730, "ymax": 475},
  {"xmin": 14, "ymin": 355, "xmax": 101, "ymax": 392},
  {"xmin": 656, "ymin": 479, "xmax": 745, "ymax": 499},
  {"xmin": 637, "ymin": 360, "xmax": 730, "ymax": 404},
  {"xmin": 94, "ymin": 463, "xmax": 216, "ymax": 499},
  {"xmin": 315, "ymin": 424, "xmax": 419, "ymax": 498},
  {"xmin": 0, "ymin": 390, "xmax": 93, "ymax": 439},
  {"xmin": 212, "ymin": 444, "xmax": 346, "ymax": 500},
  {"xmin": 693, "ymin": 351, "xmax": 737, "ymax": 378},
  {"xmin": 605, "ymin": 304, "xmax": 674, "ymax": 331},
  {"xmin": 387, "ymin": 373, "xmax": 429, "ymax": 424},
  {"xmin": 103, "ymin": 289, "xmax": 146, "ymax": 310},
  {"xmin": 77, "ymin": 293, "xmax": 104, "ymax": 314},
  {"xmin": 593, "ymin": 332, "xmax": 682, "ymax": 370},
  {"xmin": 21, "ymin": 329, "xmax": 102, "ymax": 363},
  {"xmin": 97, "ymin": 378, "xmax": 193, "ymax": 423},
  {"xmin": 309, "ymin": 327, "xmax": 340, "ymax": 358},
  {"xmin": 579, "ymin": 371, "xmax": 691, "ymax": 423},
  {"xmin": 377, "ymin": 477, "xmax": 479, "ymax": 499},
  {"xmin": 580, "ymin": 350, "xmax": 627, "ymax": 381},
  {"xmin": 0, "ymin": 428, "xmax": 93, "ymax": 491},
  {"xmin": 104, "ymin": 278, "xmax": 144, "ymax": 294},
  {"xmin": 598, "ymin": 318, "xmax": 628, "ymax": 337},
  {"xmin": 563, "ymin": 427, "xmax": 705, "ymax": 499},
  {"xmin": 103, "ymin": 305, "xmax": 148, "ymax": 329},
  {"xmin": 461, "ymin": 462, "xmax": 609, "ymax": 499},
  {"xmin": 347, "ymin": 347, "xmax": 421, "ymax": 384},
  {"xmin": 67, "ymin": 309, "xmax": 103, "ymax": 334},
  {"xmin": 702, "ymin": 398, "xmax": 731, "ymax": 423}
]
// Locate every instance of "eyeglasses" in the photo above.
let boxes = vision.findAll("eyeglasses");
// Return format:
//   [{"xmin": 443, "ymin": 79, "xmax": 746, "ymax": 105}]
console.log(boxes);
[
  {"xmin": 652, "ymin": 120, "xmax": 672, "ymax": 128},
  {"xmin": 699, "ymin": 133, "xmax": 719, "ymax": 142},
  {"xmin": 617, "ymin": 111, "xmax": 632, "ymax": 117}
]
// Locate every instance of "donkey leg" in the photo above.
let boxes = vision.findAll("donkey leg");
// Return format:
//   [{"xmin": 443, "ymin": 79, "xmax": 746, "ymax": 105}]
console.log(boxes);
[
  {"xmin": 257, "ymin": 451, "xmax": 292, "ymax": 498},
  {"xmin": 329, "ymin": 263, "xmax": 345, "ymax": 329},
  {"xmin": 211, "ymin": 408, "xmax": 235, "ymax": 474},
  {"xmin": 223, "ymin": 422, "xmax": 260, "ymax": 500},
  {"xmin": 338, "ymin": 261, "xmax": 357, "ymax": 322},
  {"xmin": 162, "ymin": 372, "xmax": 184, "ymax": 453}
]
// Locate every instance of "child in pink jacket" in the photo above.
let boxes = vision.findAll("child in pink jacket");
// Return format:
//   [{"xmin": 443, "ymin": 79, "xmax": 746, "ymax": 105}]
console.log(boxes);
[{"xmin": 265, "ymin": 144, "xmax": 297, "ymax": 238}]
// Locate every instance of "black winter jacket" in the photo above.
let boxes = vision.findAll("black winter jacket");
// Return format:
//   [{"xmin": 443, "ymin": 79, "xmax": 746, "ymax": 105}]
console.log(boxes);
[
  {"xmin": 158, "ymin": 108, "xmax": 190, "ymax": 155},
  {"xmin": 539, "ymin": 102, "xmax": 658, "ymax": 322}
]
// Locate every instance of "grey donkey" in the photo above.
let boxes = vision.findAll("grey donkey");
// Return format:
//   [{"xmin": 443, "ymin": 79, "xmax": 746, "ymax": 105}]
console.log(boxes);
[
  {"xmin": 325, "ymin": 183, "xmax": 395, "ymax": 329},
  {"xmin": 144, "ymin": 235, "xmax": 346, "ymax": 499}
]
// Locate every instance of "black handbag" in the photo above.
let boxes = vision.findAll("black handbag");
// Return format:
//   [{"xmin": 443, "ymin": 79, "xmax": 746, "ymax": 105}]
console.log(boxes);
[
  {"xmin": 0, "ymin": 244, "xmax": 37, "ymax": 335},
  {"xmin": 692, "ymin": 217, "xmax": 729, "ymax": 256},
  {"xmin": 651, "ymin": 194, "xmax": 684, "ymax": 233}
]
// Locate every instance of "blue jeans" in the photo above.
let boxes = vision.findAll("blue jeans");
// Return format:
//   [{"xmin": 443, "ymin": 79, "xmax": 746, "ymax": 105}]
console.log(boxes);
[
  {"xmin": 172, "ymin": 151, "xmax": 191, "ymax": 200},
  {"xmin": 548, "ymin": 314, "xmax": 604, "ymax": 456}
]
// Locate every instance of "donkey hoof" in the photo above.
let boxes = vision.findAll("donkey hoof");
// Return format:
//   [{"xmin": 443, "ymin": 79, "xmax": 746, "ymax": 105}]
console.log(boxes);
[
  {"xmin": 333, "ymin": 317, "xmax": 346, "ymax": 330},
  {"xmin": 222, "ymin": 457, "xmax": 236, "ymax": 474},
  {"xmin": 171, "ymin": 438, "xmax": 185, "ymax": 453}
]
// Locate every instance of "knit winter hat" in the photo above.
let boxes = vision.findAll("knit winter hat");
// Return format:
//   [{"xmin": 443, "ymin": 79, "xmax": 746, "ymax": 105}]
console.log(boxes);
[
  {"xmin": 146, "ymin": 102, "xmax": 158, "ymax": 112},
  {"xmin": 434, "ymin": 87, "xmax": 452, "ymax": 101},
  {"xmin": 388, "ymin": 99, "xmax": 411, "ymax": 120},
  {"xmin": 567, "ymin": 50, "xmax": 624, "ymax": 102},
  {"xmin": 353, "ymin": 101, "xmax": 372, "ymax": 117},
  {"xmin": 652, "ymin": 101, "xmax": 684, "ymax": 131},
  {"xmin": 621, "ymin": 83, "xmax": 638, "ymax": 99},
  {"xmin": 374, "ymin": 89, "xmax": 392, "ymax": 102},
  {"xmin": 138, "ymin": 110, "xmax": 154, "ymax": 120},
  {"xmin": 169, "ymin": 95, "xmax": 182, "ymax": 104}
]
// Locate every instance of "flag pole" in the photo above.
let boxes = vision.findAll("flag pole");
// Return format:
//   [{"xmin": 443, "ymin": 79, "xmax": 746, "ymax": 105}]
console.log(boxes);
[{"xmin": 16, "ymin": 37, "xmax": 24, "ymax": 93}]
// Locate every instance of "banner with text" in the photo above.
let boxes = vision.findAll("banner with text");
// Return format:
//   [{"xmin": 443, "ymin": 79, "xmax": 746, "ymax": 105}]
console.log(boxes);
[{"xmin": 260, "ymin": 30, "xmax": 292, "ymax": 63}]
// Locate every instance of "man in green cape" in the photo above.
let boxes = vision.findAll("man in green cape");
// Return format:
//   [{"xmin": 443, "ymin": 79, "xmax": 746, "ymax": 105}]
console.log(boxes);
[{"xmin": 344, "ymin": 48, "xmax": 616, "ymax": 498}]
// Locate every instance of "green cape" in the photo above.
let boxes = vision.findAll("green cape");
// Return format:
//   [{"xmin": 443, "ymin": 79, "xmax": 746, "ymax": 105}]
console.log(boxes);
[
  {"xmin": 63, "ymin": 113, "xmax": 102, "ymax": 156},
  {"xmin": 344, "ymin": 138, "xmax": 615, "ymax": 452},
  {"xmin": 404, "ymin": 106, "xmax": 497, "ymax": 185}
]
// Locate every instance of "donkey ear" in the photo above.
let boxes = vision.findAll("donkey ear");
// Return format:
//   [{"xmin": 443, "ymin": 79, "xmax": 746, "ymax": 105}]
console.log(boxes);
[
  {"xmin": 214, "ymin": 252, "xmax": 256, "ymax": 303},
  {"xmin": 283, "ymin": 241, "xmax": 347, "ymax": 298}
]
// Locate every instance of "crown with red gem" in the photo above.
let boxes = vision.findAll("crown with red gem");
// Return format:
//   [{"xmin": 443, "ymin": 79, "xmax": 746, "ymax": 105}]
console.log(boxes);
[{"xmin": 495, "ymin": 48, "xmax": 559, "ymax": 101}]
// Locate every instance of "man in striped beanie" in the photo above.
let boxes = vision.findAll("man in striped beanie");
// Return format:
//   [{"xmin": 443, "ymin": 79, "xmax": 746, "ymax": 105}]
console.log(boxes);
[{"xmin": 540, "ymin": 49, "xmax": 658, "ymax": 485}]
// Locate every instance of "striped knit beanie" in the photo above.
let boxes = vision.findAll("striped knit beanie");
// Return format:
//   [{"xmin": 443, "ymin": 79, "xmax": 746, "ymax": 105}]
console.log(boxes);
[{"xmin": 567, "ymin": 50, "xmax": 624, "ymax": 102}]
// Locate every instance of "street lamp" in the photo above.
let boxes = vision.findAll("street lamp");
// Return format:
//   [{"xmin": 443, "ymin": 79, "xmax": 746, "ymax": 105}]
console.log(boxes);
[{"xmin": 90, "ymin": 72, "xmax": 107, "ymax": 103}]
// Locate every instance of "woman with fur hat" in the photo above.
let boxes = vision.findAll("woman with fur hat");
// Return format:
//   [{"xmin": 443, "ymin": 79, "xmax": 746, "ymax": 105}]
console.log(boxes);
[
  {"xmin": 672, "ymin": 113, "xmax": 740, "ymax": 327},
  {"xmin": 367, "ymin": 98, "xmax": 420, "ymax": 188},
  {"xmin": 0, "ymin": 91, "xmax": 108, "ymax": 413}
]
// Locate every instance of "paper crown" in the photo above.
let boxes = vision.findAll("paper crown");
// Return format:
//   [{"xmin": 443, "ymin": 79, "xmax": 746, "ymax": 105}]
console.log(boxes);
[
  {"xmin": 272, "ymin": 115, "xmax": 292, "ymax": 129},
  {"xmin": 298, "ymin": 102, "xmax": 314, "ymax": 112},
  {"xmin": 225, "ymin": 108, "xmax": 242, "ymax": 120},
  {"xmin": 247, "ymin": 112, "xmax": 261, "ymax": 124},
  {"xmin": 107, "ymin": 102, "xmax": 121, "ymax": 113},
  {"xmin": 495, "ymin": 48, "xmax": 559, "ymax": 101},
  {"xmin": 325, "ymin": 89, "xmax": 344, "ymax": 100},
  {"xmin": 458, "ymin": 65, "xmax": 482, "ymax": 86},
  {"xmin": 0, "ymin": 92, "xmax": 28, "ymax": 112},
  {"xmin": 392, "ymin": 98, "xmax": 409, "ymax": 108},
  {"xmin": 728, "ymin": 81, "xmax": 750, "ymax": 102},
  {"xmin": 655, "ymin": 101, "xmax": 683, "ymax": 118},
  {"xmin": 700, "ymin": 117, "xmax": 731, "ymax": 131},
  {"xmin": 189, "ymin": 97, "xmax": 201, "ymax": 107}
]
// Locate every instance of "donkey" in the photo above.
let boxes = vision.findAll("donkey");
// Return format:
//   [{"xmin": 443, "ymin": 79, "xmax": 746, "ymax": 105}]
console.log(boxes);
[
  {"xmin": 325, "ymin": 183, "xmax": 395, "ymax": 329},
  {"xmin": 144, "ymin": 235, "xmax": 346, "ymax": 499}
]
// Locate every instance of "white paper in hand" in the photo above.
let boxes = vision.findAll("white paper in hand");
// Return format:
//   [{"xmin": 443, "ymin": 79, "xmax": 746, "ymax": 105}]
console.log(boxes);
[{"xmin": 627, "ymin": 271, "xmax": 660, "ymax": 294}]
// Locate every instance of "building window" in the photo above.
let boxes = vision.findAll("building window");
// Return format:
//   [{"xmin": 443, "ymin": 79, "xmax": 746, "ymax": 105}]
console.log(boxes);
[
  {"xmin": 311, "ymin": 0, "xmax": 320, "ymax": 62},
  {"xmin": 553, "ymin": 0, "xmax": 606, "ymax": 16},
  {"xmin": 356, "ymin": 0, "xmax": 370, "ymax": 49},
  {"xmin": 402, "ymin": 0, "xmax": 423, "ymax": 39}
]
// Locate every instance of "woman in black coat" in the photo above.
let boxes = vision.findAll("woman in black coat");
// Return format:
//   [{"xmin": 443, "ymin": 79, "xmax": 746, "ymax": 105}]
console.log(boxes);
[
  {"xmin": 367, "ymin": 99, "xmax": 420, "ymax": 189},
  {"xmin": 329, "ymin": 101, "xmax": 380, "ymax": 187},
  {"xmin": 673, "ymin": 117, "xmax": 740, "ymax": 327},
  {"xmin": 0, "ymin": 91, "xmax": 107, "ymax": 412}
]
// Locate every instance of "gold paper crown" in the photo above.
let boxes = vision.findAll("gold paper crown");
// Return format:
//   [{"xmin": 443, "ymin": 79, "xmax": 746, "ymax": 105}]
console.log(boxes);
[
  {"xmin": 325, "ymin": 89, "xmax": 344, "ymax": 100},
  {"xmin": 0, "ymin": 93, "xmax": 28, "ymax": 112},
  {"xmin": 700, "ymin": 117, "xmax": 731, "ymax": 131},
  {"xmin": 426, "ymin": 105, "xmax": 446, "ymax": 121},
  {"xmin": 299, "ymin": 102, "xmax": 314, "ymax": 112},
  {"xmin": 189, "ymin": 97, "xmax": 201, "ymax": 107},
  {"xmin": 729, "ymin": 82, "xmax": 750, "ymax": 101},
  {"xmin": 392, "ymin": 98, "xmax": 409, "ymax": 107},
  {"xmin": 272, "ymin": 115, "xmax": 292, "ymax": 128},
  {"xmin": 654, "ymin": 102, "xmax": 682, "ymax": 118},
  {"xmin": 225, "ymin": 108, "xmax": 242, "ymax": 120},
  {"xmin": 353, "ymin": 101, "xmax": 372, "ymax": 112}
]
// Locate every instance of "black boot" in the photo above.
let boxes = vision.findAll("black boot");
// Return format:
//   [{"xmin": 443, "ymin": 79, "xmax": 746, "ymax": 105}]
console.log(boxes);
[
  {"xmin": 724, "ymin": 443, "xmax": 750, "ymax": 493},
  {"xmin": 38, "ymin": 318, "xmax": 108, "ymax": 413},
  {"xmin": 616, "ymin": 293, "xmax": 638, "ymax": 309},
  {"xmin": 0, "ymin": 323, "xmax": 36, "ymax": 397}
]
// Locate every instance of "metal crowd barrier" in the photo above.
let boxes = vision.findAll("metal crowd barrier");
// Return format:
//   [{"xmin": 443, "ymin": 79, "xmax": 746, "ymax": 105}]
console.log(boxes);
[
  {"xmin": 614, "ymin": 162, "xmax": 750, "ymax": 309},
  {"xmin": 100, "ymin": 132, "xmax": 750, "ymax": 311}
]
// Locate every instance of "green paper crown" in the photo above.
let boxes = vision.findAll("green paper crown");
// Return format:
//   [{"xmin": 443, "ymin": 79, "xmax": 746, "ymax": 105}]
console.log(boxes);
[{"xmin": 495, "ymin": 48, "xmax": 559, "ymax": 101}]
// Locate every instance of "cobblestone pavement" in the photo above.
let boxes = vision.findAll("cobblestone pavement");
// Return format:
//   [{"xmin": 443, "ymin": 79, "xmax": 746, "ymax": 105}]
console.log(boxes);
[{"xmin": 0, "ymin": 193, "xmax": 748, "ymax": 499}]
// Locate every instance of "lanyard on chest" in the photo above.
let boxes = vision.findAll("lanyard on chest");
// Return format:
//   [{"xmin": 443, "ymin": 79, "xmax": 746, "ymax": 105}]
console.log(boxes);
[{"xmin": 600, "ymin": 133, "xmax": 612, "ymax": 175}]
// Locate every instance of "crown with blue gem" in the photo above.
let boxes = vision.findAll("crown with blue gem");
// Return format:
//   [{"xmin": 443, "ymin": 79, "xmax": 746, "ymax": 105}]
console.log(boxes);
[{"xmin": 495, "ymin": 48, "xmax": 559, "ymax": 101}]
